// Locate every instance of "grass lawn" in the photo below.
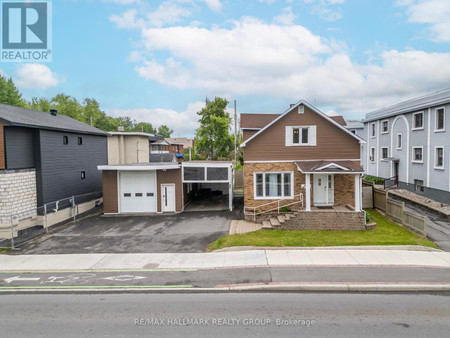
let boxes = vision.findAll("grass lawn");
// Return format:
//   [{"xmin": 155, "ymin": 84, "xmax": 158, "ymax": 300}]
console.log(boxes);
[
  {"xmin": 207, "ymin": 209, "xmax": 439, "ymax": 251},
  {"xmin": 0, "ymin": 248, "xmax": 9, "ymax": 254}
]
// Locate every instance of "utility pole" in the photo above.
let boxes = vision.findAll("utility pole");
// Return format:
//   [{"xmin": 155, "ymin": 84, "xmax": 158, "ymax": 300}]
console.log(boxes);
[{"xmin": 234, "ymin": 100, "xmax": 237, "ymax": 165}]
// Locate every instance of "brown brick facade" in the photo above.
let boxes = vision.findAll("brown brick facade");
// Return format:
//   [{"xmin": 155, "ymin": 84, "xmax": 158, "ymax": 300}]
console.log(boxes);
[{"xmin": 244, "ymin": 162, "xmax": 356, "ymax": 211}]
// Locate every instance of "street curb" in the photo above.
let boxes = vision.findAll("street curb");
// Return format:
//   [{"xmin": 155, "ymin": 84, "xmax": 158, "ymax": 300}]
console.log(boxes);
[
  {"xmin": 214, "ymin": 245, "xmax": 442, "ymax": 252},
  {"xmin": 1, "ymin": 283, "xmax": 450, "ymax": 293}
]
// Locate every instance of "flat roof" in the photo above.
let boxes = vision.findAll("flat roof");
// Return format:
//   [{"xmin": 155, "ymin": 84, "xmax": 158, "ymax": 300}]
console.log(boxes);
[
  {"xmin": 98, "ymin": 162, "xmax": 181, "ymax": 171},
  {"xmin": 108, "ymin": 132, "xmax": 155, "ymax": 137}
]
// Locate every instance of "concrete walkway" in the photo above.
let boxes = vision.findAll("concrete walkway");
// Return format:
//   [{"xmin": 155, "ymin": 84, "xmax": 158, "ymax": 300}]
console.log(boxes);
[
  {"xmin": 228, "ymin": 220, "xmax": 262, "ymax": 234},
  {"xmin": 1, "ymin": 247, "xmax": 450, "ymax": 271}
]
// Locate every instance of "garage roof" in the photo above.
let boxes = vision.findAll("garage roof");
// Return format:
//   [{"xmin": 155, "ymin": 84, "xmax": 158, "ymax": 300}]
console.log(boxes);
[{"xmin": 98, "ymin": 162, "xmax": 181, "ymax": 171}]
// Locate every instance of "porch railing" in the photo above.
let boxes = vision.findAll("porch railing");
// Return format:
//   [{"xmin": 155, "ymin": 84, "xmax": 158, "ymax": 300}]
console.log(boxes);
[{"xmin": 244, "ymin": 193, "xmax": 304, "ymax": 222}]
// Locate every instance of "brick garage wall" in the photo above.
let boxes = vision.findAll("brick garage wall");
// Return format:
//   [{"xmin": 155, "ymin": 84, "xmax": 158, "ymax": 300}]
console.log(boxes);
[
  {"xmin": 244, "ymin": 162, "xmax": 307, "ymax": 211},
  {"xmin": 334, "ymin": 174, "xmax": 355, "ymax": 207},
  {"xmin": 0, "ymin": 169, "xmax": 37, "ymax": 222},
  {"xmin": 282, "ymin": 210, "xmax": 365, "ymax": 230}
]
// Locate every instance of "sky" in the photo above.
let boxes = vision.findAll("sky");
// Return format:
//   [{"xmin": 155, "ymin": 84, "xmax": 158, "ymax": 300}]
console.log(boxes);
[{"xmin": 1, "ymin": 0, "xmax": 450, "ymax": 137}]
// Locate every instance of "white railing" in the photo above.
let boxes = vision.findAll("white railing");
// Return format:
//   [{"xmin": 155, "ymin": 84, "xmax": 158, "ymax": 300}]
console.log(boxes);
[{"xmin": 244, "ymin": 193, "xmax": 304, "ymax": 222}]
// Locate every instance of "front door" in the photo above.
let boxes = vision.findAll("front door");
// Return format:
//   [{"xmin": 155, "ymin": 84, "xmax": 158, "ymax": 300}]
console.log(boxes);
[
  {"xmin": 161, "ymin": 184, "xmax": 176, "ymax": 212},
  {"xmin": 313, "ymin": 174, "xmax": 334, "ymax": 206}
]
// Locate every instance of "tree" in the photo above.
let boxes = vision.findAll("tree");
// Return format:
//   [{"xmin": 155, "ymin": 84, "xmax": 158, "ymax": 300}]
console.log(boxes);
[
  {"xmin": 29, "ymin": 97, "xmax": 51, "ymax": 112},
  {"xmin": 194, "ymin": 97, "xmax": 233, "ymax": 160},
  {"xmin": 133, "ymin": 122, "xmax": 154, "ymax": 133},
  {"xmin": 158, "ymin": 125, "xmax": 173, "ymax": 138},
  {"xmin": 51, "ymin": 93, "xmax": 82, "ymax": 120},
  {"xmin": 0, "ymin": 76, "xmax": 27, "ymax": 107}
]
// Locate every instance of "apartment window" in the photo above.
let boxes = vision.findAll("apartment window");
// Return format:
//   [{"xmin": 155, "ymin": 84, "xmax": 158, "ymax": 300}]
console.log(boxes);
[
  {"xmin": 255, "ymin": 172, "xmax": 293, "ymax": 199},
  {"xmin": 81, "ymin": 171, "xmax": 86, "ymax": 179},
  {"xmin": 370, "ymin": 147, "xmax": 375, "ymax": 162},
  {"xmin": 435, "ymin": 107, "xmax": 445, "ymax": 131},
  {"xmin": 370, "ymin": 123, "xmax": 376, "ymax": 137},
  {"xmin": 63, "ymin": 136, "xmax": 68, "ymax": 145},
  {"xmin": 412, "ymin": 147, "xmax": 423, "ymax": 163},
  {"xmin": 435, "ymin": 147, "xmax": 444, "ymax": 169},
  {"xmin": 286, "ymin": 126, "xmax": 316, "ymax": 146},
  {"xmin": 413, "ymin": 112, "xmax": 424, "ymax": 130},
  {"xmin": 381, "ymin": 120, "xmax": 389, "ymax": 133},
  {"xmin": 397, "ymin": 134, "xmax": 402, "ymax": 149},
  {"xmin": 381, "ymin": 147, "xmax": 388, "ymax": 160},
  {"xmin": 414, "ymin": 179, "xmax": 424, "ymax": 193},
  {"xmin": 78, "ymin": 137, "xmax": 83, "ymax": 145}
]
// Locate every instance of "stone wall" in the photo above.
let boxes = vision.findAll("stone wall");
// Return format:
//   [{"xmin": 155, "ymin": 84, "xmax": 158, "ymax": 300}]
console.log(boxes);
[
  {"xmin": 279, "ymin": 210, "xmax": 365, "ymax": 230},
  {"xmin": 0, "ymin": 169, "xmax": 37, "ymax": 223}
]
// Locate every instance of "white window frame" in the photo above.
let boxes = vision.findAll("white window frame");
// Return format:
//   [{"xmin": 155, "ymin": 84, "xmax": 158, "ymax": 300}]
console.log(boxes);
[
  {"xmin": 370, "ymin": 147, "xmax": 375, "ymax": 163},
  {"xmin": 434, "ymin": 107, "xmax": 445, "ymax": 132},
  {"xmin": 412, "ymin": 146, "xmax": 424, "ymax": 164},
  {"xmin": 434, "ymin": 146, "xmax": 445, "ymax": 170},
  {"xmin": 370, "ymin": 123, "xmax": 376, "ymax": 138},
  {"xmin": 414, "ymin": 179, "xmax": 424, "ymax": 193},
  {"xmin": 381, "ymin": 120, "xmax": 389, "ymax": 134},
  {"xmin": 412, "ymin": 111, "xmax": 424, "ymax": 130},
  {"xmin": 380, "ymin": 147, "xmax": 389, "ymax": 161},
  {"xmin": 254, "ymin": 171, "xmax": 294, "ymax": 200},
  {"xmin": 396, "ymin": 133, "xmax": 402, "ymax": 150},
  {"xmin": 285, "ymin": 126, "xmax": 316, "ymax": 147}
]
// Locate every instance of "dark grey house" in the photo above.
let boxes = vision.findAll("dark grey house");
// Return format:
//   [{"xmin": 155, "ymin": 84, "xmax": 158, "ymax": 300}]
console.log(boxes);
[{"xmin": 0, "ymin": 104, "xmax": 107, "ymax": 218}]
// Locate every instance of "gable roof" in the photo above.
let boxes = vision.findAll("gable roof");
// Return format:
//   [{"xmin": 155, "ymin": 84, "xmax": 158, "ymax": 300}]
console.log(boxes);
[
  {"xmin": 330, "ymin": 115, "xmax": 347, "ymax": 126},
  {"xmin": 0, "ymin": 103, "xmax": 106, "ymax": 136},
  {"xmin": 295, "ymin": 160, "xmax": 363, "ymax": 174},
  {"xmin": 365, "ymin": 88, "xmax": 450, "ymax": 122},
  {"xmin": 240, "ymin": 100, "xmax": 365, "ymax": 147},
  {"xmin": 240, "ymin": 113, "xmax": 280, "ymax": 129}
]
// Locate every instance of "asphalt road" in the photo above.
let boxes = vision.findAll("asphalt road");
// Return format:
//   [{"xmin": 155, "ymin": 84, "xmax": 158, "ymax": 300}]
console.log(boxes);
[
  {"xmin": 1, "ymin": 266, "xmax": 450, "ymax": 290},
  {"xmin": 1, "ymin": 293, "xmax": 449, "ymax": 337}
]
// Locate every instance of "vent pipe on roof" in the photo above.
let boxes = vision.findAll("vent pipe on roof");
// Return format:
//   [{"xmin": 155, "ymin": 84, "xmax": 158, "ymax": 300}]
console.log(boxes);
[
  {"xmin": 118, "ymin": 125, "xmax": 124, "ymax": 132},
  {"xmin": 50, "ymin": 109, "xmax": 58, "ymax": 116},
  {"xmin": 290, "ymin": 104, "xmax": 295, "ymax": 108}
]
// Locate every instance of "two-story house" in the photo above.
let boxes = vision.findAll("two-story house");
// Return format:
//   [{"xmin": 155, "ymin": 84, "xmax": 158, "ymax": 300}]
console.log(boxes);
[
  {"xmin": 0, "ymin": 104, "xmax": 107, "ymax": 225},
  {"xmin": 241, "ymin": 100, "xmax": 366, "ymax": 229},
  {"xmin": 363, "ymin": 89, "xmax": 450, "ymax": 204}
]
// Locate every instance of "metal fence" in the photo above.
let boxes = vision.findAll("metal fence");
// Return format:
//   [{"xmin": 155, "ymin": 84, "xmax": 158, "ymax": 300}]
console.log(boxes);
[{"xmin": 0, "ymin": 191, "xmax": 102, "ymax": 249}]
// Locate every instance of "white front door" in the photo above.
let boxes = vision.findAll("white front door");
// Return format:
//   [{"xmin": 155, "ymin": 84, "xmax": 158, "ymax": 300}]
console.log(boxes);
[
  {"xmin": 119, "ymin": 171, "xmax": 157, "ymax": 213},
  {"xmin": 313, "ymin": 174, "xmax": 334, "ymax": 206},
  {"xmin": 161, "ymin": 184, "xmax": 176, "ymax": 212}
]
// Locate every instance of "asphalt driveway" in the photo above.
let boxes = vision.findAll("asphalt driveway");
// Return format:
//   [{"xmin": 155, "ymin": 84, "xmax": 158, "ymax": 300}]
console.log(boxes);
[{"xmin": 8, "ymin": 210, "xmax": 237, "ymax": 254}]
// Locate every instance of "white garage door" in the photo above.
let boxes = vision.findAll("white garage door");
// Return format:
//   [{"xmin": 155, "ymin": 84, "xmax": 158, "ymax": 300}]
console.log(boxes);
[{"xmin": 120, "ymin": 171, "xmax": 157, "ymax": 213}]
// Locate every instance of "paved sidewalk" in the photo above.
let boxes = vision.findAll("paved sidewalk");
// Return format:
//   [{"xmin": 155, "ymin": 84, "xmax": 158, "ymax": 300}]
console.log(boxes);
[
  {"xmin": 228, "ymin": 220, "xmax": 262, "ymax": 234},
  {"xmin": 1, "ymin": 247, "xmax": 450, "ymax": 271}
]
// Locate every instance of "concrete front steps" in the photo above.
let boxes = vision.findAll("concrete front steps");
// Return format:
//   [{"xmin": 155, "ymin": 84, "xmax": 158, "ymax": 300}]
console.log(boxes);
[{"xmin": 261, "ymin": 213, "xmax": 296, "ymax": 229}]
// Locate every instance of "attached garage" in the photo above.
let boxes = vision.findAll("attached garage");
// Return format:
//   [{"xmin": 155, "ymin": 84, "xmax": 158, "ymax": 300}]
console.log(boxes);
[
  {"xmin": 98, "ymin": 161, "xmax": 234, "ymax": 214},
  {"xmin": 119, "ymin": 171, "xmax": 157, "ymax": 213}
]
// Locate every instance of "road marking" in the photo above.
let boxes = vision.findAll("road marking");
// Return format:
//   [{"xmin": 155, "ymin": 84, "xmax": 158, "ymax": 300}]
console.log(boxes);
[
  {"xmin": 0, "ymin": 285, "xmax": 193, "ymax": 290},
  {"xmin": 4, "ymin": 276, "xmax": 41, "ymax": 284},
  {"xmin": 103, "ymin": 275, "xmax": 146, "ymax": 282}
]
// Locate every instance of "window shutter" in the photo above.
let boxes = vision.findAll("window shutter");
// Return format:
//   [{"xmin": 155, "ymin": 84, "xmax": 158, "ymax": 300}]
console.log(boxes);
[
  {"xmin": 309, "ymin": 126, "xmax": 317, "ymax": 146},
  {"xmin": 285, "ymin": 126, "xmax": 292, "ymax": 146}
]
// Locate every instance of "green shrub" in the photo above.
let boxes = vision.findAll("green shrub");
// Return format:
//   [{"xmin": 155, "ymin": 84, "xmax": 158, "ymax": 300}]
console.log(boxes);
[
  {"xmin": 363, "ymin": 175, "xmax": 385, "ymax": 185},
  {"xmin": 365, "ymin": 212, "xmax": 371, "ymax": 224},
  {"xmin": 279, "ymin": 206, "xmax": 290, "ymax": 213}
]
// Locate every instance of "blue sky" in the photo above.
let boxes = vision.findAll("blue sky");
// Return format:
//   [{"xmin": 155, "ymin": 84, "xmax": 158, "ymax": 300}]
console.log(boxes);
[{"xmin": 1, "ymin": 0, "xmax": 450, "ymax": 137}]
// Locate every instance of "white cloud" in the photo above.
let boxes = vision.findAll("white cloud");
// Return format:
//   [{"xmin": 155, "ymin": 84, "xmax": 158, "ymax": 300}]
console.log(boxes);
[
  {"xmin": 14, "ymin": 64, "xmax": 65, "ymax": 90},
  {"xmin": 201, "ymin": 0, "xmax": 222, "ymax": 12},
  {"xmin": 274, "ymin": 7, "xmax": 296, "ymax": 25},
  {"xmin": 103, "ymin": 0, "xmax": 140, "ymax": 4},
  {"xmin": 398, "ymin": 0, "xmax": 450, "ymax": 42},
  {"xmin": 258, "ymin": 0, "xmax": 277, "ymax": 4},
  {"xmin": 123, "ymin": 16, "xmax": 450, "ymax": 115},
  {"xmin": 108, "ymin": 101, "xmax": 205, "ymax": 137}
]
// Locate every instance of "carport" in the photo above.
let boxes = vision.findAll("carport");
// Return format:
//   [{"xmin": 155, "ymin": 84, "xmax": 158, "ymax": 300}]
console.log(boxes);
[{"xmin": 182, "ymin": 161, "xmax": 234, "ymax": 211}]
